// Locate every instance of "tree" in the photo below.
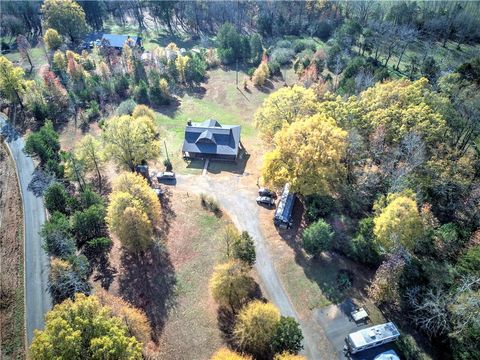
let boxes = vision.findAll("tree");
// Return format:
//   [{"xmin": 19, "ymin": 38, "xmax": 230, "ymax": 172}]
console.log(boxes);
[
  {"xmin": 0, "ymin": 56, "xmax": 26, "ymax": 109},
  {"xmin": 232, "ymin": 231, "xmax": 256, "ymax": 267},
  {"xmin": 209, "ymin": 260, "xmax": 255, "ymax": 312},
  {"xmin": 254, "ymin": 85, "xmax": 318, "ymax": 139},
  {"xmin": 211, "ymin": 348, "xmax": 252, "ymax": 360},
  {"xmin": 71, "ymin": 204, "xmax": 106, "ymax": 243},
  {"xmin": 456, "ymin": 245, "xmax": 480, "ymax": 277},
  {"xmin": 103, "ymin": 114, "xmax": 160, "ymax": 171},
  {"xmin": 132, "ymin": 104, "xmax": 156, "ymax": 121},
  {"xmin": 41, "ymin": 0, "xmax": 87, "ymax": 43},
  {"xmin": 272, "ymin": 316, "xmax": 304, "ymax": 355},
  {"xmin": 368, "ymin": 253, "xmax": 406, "ymax": 306},
  {"xmin": 217, "ymin": 22, "xmax": 243, "ymax": 64},
  {"xmin": 41, "ymin": 212, "xmax": 75, "ymax": 259},
  {"xmin": 175, "ymin": 54, "xmax": 189, "ymax": 83},
  {"xmin": 75, "ymin": 135, "xmax": 105, "ymax": 192},
  {"xmin": 302, "ymin": 219, "xmax": 333, "ymax": 256},
  {"xmin": 252, "ymin": 61, "xmax": 269, "ymax": 87},
  {"xmin": 16, "ymin": 35, "xmax": 33, "ymax": 73},
  {"xmin": 185, "ymin": 54, "xmax": 207, "ymax": 83},
  {"xmin": 262, "ymin": 114, "xmax": 347, "ymax": 196},
  {"xmin": 24, "ymin": 120, "xmax": 60, "ymax": 164},
  {"xmin": 39, "ymin": 67, "xmax": 69, "ymax": 122},
  {"xmin": 274, "ymin": 353, "xmax": 306, "ymax": 360},
  {"xmin": 48, "ymin": 256, "xmax": 91, "ymax": 303},
  {"xmin": 234, "ymin": 300, "xmax": 281, "ymax": 357},
  {"xmin": 44, "ymin": 182, "xmax": 71, "ymax": 214},
  {"xmin": 249, "ymin": 34, "xmax": 263, "ymax": 64},
  {"xmin": 95, "ymin": 287, "xmax": 152, "ymax": 345},
  {"xmin": 373, "ymin": 191, "xmax": 424, "ymax": 252},
  {"xmin": 30, "ymin": 293, "xmax": 142, "ymax": 359}
]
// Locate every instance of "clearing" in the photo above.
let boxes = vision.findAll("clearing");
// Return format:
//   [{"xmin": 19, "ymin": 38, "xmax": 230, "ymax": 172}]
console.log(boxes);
[{"xmin": 0, "ymin": 142, "xmax": 25, "ymax": 360}]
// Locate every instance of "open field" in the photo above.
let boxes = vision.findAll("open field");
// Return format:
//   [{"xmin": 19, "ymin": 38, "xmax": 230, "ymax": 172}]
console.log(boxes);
[{"xmin": 0, "ymin": 142, "xmax": 25, "ymax": 360}]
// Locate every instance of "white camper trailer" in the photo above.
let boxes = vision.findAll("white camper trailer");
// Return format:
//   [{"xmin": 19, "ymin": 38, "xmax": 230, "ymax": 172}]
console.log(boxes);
[{"xmin": 346, "ymin": 322, "xmax": 400, "ymax": 354}]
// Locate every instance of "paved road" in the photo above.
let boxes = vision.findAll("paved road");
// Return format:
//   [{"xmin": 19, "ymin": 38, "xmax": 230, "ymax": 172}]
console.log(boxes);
[
  {"xmin": 176, "ymin": 173, "xmax": 321, "ymax": 359},
  {"xmin": 0, "ymin": 115, "xmax": 51, "ymax": 345}
]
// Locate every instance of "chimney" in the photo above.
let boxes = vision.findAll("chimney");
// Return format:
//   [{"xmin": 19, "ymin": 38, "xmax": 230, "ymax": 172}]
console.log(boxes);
[{"xmin": 187, "ymin": 120, "xmax": 192, "ymax": 126}]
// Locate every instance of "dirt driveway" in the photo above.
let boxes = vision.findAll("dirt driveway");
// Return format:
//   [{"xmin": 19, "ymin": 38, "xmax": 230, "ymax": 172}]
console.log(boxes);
[{"xmin": 174, "ymin": 172, "xmax": 325, "ymax": 359}]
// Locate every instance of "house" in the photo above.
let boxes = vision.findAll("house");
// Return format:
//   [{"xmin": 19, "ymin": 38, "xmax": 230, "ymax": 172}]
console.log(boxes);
[
  {"xmin": 83, "ymin": 33, "xmax": 142, "ymax": 50},
  {"xmin": 274, "ymin": 183, "xmax": 295, "ymax": 229},
  {"xmin": 182, "ymin": 119, "xmax": 242, "ymax": 162}
]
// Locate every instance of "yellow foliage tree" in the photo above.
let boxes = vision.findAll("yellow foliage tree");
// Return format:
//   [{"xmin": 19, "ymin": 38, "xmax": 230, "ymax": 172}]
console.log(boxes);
[
  {"xmin": 262, "ymin": 113, "xmax": 347, "ymax": 196},
  {"xmin": 75, "ymin": 135, "xmax": 105, "ymax": 191},
  {"xmin": 112, "ymin": 172, "xmax": 161, "ymax": 226},
  {"xmin": 103, "ymin": 115, "xmax": 160, "ymax": 171},
  {"xmin": 211, "ymin": 348, "xmax": 252, "ymax": 360},
  {"xmin": 318, "ymin": 78, "xmax": 448, "ymax": 146},
  {"xmin": 132, "ymin": 104, "xmax": 156, "ymax": 121},
  {"xmin": 43, "ymin": 28, "xmax": 63, "ymax": 50},
  {"xmin": 30, "ymin": 294, "xmax": 142, "ymax": 360},
  {"xmin": 175, "ymin": 54, "xmax": 190, "ymax": 83},
  {"xmin": 209, "ymin": 260, "xmax": 255, "ymax": 312},
  {"xmin": 274, "ymin": 353, "xmax": 306, "ymax": 360},
  {"xmin": 252, "ymin": 62, "xmax": 269, "ymax": 87},
  {"xmin": 234, "ymin": 300, "xmax": 281, "ymax": 356},
  {"xmin": 254, "ymin": 85, "xmax": 318, "ymax": 139},
  {"xmin": 95, "ymin": 287, "xmax": 152, "ymax": 345},
  {"xmin": 52, "ymin": 50, "xmax": 66, "ymax": 72},
  {"xmin": 373, "ymin": 191, "xmax": 424, "ymax": 251}
]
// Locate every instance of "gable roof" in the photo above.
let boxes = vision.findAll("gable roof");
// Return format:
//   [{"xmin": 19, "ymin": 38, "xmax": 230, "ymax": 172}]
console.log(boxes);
[{"xmin": 182, "ymin": 119, "xmax": 241, "ymax": 157}]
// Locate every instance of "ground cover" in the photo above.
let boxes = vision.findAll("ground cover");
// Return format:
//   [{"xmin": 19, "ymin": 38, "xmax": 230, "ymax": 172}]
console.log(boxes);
[{"xmin": 0, "ymin": 142, "xmax": 25, "ymax": 360}]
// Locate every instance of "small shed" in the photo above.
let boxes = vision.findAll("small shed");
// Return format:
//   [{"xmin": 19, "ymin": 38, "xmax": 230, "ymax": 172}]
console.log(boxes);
[{"xmin": 182, "ymin": 119, "xmax": 242, "ymax": 162}]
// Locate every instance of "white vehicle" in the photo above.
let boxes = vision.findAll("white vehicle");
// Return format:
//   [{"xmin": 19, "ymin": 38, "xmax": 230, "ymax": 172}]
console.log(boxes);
[
  {"xmin": 346, "ymin": 322, "xmax": 400, "ymax": 354},
  {"xmin": 157, "ymin": 171, "xmax": 175, "ymax": 181}
]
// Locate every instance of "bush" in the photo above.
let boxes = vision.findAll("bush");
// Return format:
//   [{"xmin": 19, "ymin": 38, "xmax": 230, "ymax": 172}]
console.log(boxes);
[
  {"xmin": 200, "ymin": 193, "xmax": 221, "ymax": 215},
  {"xmin": 86, "ymin": 237, "xmax": 112, "ymax": 252},
  {"xmin": 85, "ymin": 100, "xmax": 100, "ymax": 121},
  {"xmin": 275, "ymin": 40, "xmax": 292, "ymax": 49},
  {"xmin": 293, "ymin": 39, "xmax": 317, "ymax": 53},
  {"xmin": 232, "ymin": 231, "xmax": 256, "ymax": 266},
  {"xmin": 163, "ymin": 158, "xmax": 172, "ymax": 171},
  {"xmin": 271, "ymin": 316, "xmax": 304, "ymax": 355},
  {"xmin": 267, "ymin": 61, "xmax": 281, "ymax": 76},
  {"xmin": 115, "ymin": 99, "xmax": 137, "ymax": 116},
  {"xmin": 305, "ymin": 195, "xmax": 336, "ymax": 222},
  {"xmin": 270, "ymin": 48, "xmax": 295, "ymax": 66},
  {"xmin": 45, "ymin": 158, "xmax": 65, "ymax": 178},
  {"xmin": 336, "ymin": 269, "xmax": 353, "ymax": 290},
  {"xmin": 113, "ymin": 75, "xmax": 130, "ymax": 98},
  {"xmin": 133, "ymin": 80, "xmax": 149, "ymax": 105},
  {"xmin": 185, "ymin": 53, "xmax": 207, "ymax": 83},
  {"xmin": 302, "ymin": 219, "xmax": 333, "ymax": 256},
  {"xmin": 247, "ymin": 67, "xmax": 256, "ymax": 77},
  {"xmin": 44, "ymin": 182, "xmax": 71, "ymax": 214},
  {"xmin": 252, "ymin": 62, "xmax": 269, "ymax": 87}
]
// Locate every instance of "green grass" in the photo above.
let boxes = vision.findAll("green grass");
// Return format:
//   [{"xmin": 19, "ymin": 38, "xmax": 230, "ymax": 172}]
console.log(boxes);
[{"xmin": 4, "ymin": 46, "xmax": 48, "ymax": 75}]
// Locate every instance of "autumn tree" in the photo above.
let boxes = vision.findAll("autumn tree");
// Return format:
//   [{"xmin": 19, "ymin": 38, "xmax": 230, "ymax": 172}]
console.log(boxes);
[
  {"xmin": 368, "ymin": 253, "xmax": 406, "ymax": 307},
  {"xmin": 274, "ymin": 353, "xmax": 306, "ymax": 360},
  {"xmin": 211, "ymin": 348, "xmax": 252, "ymax": 360},
  {"xmin": 0, "ymin": 56, "xmax": 26, "ymax": 110},
  {"xmin": 209, "ymin": 260, "xmax": 255, "ymax": 312},
  {"xmin": 103, "ymin": 114, "xmax": 160, "ymax": 171},
  {"xmin": 262, "ymin": 113, "xmax": 347, "ymax": 196},
  {"xmin": 234, "ymin": 300, "xmax": 281, "ymax": 357},
  {"xmin": 373, "ymin": 191, "xmax": 424, "ymax": 252},
  {"xmin": 252, "ymin": 61, "xmax": 269, "ymax": 87},
  {"xmin": 48, "ymin": 256, "xmax": 91, "ymax": 303},
  {"xmin": 41, "ymin": 0, "xmax": 87, "ymax": 43},
  {"xmin": 254, "ymin": 85, "xmax": 318, "ymax": 139},
  {"xmin": 43, "ymin": 28, "xmax": 63, "ymax": 51},
  {"xmin": 30, "ymin": 294, "xmax": 142, "ymax": 359},
  {"xmin": 175, "ymin": 54, "xmax": 189, "ymax": 83},
  {"xmin": 302, "ymin": 219, "xmax": 333, "ymax": 256},
  {"xmin": 75, "ymin": 135, "xmax": 105, "ymax": 192},
  {"xmin": 95, "ymin": 287, "xmax": 152, "ymax": 345},
  {"xmin": 107, "ymin": 172, "xmax": 161, "ymax": 252}
]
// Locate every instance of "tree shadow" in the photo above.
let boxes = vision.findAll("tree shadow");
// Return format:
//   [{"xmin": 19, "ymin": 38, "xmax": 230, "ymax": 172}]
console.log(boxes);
[
  {"xmin": 157, "ymin": 186, "xmax": 176, "ymax": 238},
  {"xmin": 150, "ymin": 97, "xmax": 182, "ymax": 118},
  {"xmin": 257, "ymin": 79, "xmax": 276, "ymax": 94},
  {"xmin": 185, "ymin": 158, "xmax": 205, "ymax": 170},
  {"xmin": 276, "ymin": 199, "xmax": 372, "ymax": 305},
  {"xmin": 88, "ymin": 250, "xmax": 118, "ymax": 290},
  {"xmin": 118, "ymin": 241, "xmax": 177, "ymax": 341}
]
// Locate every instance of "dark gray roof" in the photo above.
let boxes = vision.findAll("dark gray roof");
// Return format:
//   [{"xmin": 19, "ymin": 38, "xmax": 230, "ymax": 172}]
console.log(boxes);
[
  {"xmin": 274, "ymin": 183, "xmax": 295, "ymax": 224},
  {"xmin": 182, "ymin": 119, "xmax": 241, "ymax": 157}
]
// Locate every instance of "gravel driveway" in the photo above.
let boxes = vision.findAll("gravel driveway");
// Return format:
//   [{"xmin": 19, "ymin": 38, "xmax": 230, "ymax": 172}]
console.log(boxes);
[{"xmin": 176, "ymin": 173, "xmax": 322, "ymax": 359}]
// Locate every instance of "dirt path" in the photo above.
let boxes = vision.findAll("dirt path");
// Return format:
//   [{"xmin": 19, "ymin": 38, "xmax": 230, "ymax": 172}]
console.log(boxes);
[
  {"xmin": 175, "ymin": 173, "xmax": 324, "ymax": 360},
  {"xmin": 0, "ymin": 142, "xmax": 25, "ymax": 359}
]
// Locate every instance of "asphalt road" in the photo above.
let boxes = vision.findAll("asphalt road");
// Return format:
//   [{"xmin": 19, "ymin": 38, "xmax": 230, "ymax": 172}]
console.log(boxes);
[
  {"xmin": 0, "ymin": 115, "xmax": 51, "ymax": 345},
  {"xmin": 176, "ymin": 173, "xmax": 321, "ymax": 359}
]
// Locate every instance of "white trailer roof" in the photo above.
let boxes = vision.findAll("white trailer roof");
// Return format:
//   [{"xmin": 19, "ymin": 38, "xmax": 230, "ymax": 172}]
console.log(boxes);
[{"xmin": 348, "ymin": 322, "xmax": 400, "ymax": 348}]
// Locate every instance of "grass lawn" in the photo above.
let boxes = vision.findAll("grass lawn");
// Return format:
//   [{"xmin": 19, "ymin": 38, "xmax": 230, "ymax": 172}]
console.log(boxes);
[
  {"xmin": 155, "ymin": 192, "xmax": 233, "ymax": 359},
  {"xmin": 4, "ymin": 46, "xmax": 48, "ymax": 76}
]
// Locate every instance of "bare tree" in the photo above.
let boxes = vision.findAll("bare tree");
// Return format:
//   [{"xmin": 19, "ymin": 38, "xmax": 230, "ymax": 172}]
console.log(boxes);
[{"xmin": 16, "ymin": 34, "xmax": 33, "ymax": 73}]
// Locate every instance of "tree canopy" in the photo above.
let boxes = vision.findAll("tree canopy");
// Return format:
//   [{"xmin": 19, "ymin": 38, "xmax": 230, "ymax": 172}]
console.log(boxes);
[
  {"xmin": 30, "ymin": 294, "xmax": 142, "ymax": 360},
  {"xmin": 41, "ymin": 0, "xmax": 87, "ymax": 43},
  {"xmin": 262, "ymin": 113, "xmax": 347, "ymax": 196}
]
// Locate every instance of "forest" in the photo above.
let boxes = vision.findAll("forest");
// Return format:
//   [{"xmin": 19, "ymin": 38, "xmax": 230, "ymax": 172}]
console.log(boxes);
[{"xmin": 0, "ymin": 1, "xmax": 479, "ymax": 360}]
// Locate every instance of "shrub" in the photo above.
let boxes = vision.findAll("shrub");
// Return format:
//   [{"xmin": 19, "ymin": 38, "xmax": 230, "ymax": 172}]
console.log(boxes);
[
  {"xmin": 271, "ymin": 316, "xmax": 304, "ymax": 355},
  {"xmin": 232, "ymin": 231, "xmax": 256, "ymax": 266},
  {"xmin": 113, "ymin": 75, "xmax": 130, "ymax": 98},
  {"xmin": 163, "ymin": 158, "xmax": 172, "ymax": 171},
  {"xmin": 304, "ymin": 195, "xmax": 336, "ymax": 222},
  {"xmin": 302, "ymin": 219, "xmax": 333, "ymax": 256},
  {"xmin": 24, "ymin": 120, "xmax": 60, "ymax": 164},
  {"xmin": 247, "ymin": 67, "xmax": 256, "ymax": 77},
  {"xmin": 336, "ymin": 269, "xmax": 353, "ymax": 290},
  {"xmin": 275, "ymin": 40, "xmax": 292, "ymax": 49},
  {"xmin": 267, "ymin": 61, "xmax": 281, "ymax": 76},
  {"xmin": 200, "ymin": 193, "xmax": 221, "ymax": 215},
  {"xmin": 252, "ymin": 62, "xmax": 269, "ymax": 87},
  {"xmin": 115, "ymin": 99, "xmax": 137, "ymax": 116},
  {"xmin": 133, "ymin": 80, "xmax": 149, "ymax": 104},
  {"xmin": 86, "ymin": 237, "xmax": 112, "ymax": 253},
  {"xmin": 293, "ymin": 39, "xmax": 317, "ymax": 53},
  {"xmin": 44, "ymin": 28, "xmax": 63, "ymax": 50},
  {"xmin": 185, "ymin": 53, "xmax": 207, "ymax": 83},
  {"xmin": 348, "ymin": 217, "xmax": 381, "ymax": 267},
  {"xmin": 270, "ymin": 48, "xmax": 295, "ymax": 66},
  {"xmin": 85, "ymin": 100, "xmax": 100, "ymax": 121},
  {"xmin": 44, "ymin": 182, "xmax": 71, "ymax": 214}
]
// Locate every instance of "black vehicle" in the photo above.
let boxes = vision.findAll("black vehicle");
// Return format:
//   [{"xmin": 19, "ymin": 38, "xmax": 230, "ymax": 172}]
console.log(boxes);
[
  {"xmin": 258, "ymin": 187, "xmax": 276, "ymax": 198},
  {"xmin": 256, "ymin": 196, "xmax": 275, "ymax": 207}
]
